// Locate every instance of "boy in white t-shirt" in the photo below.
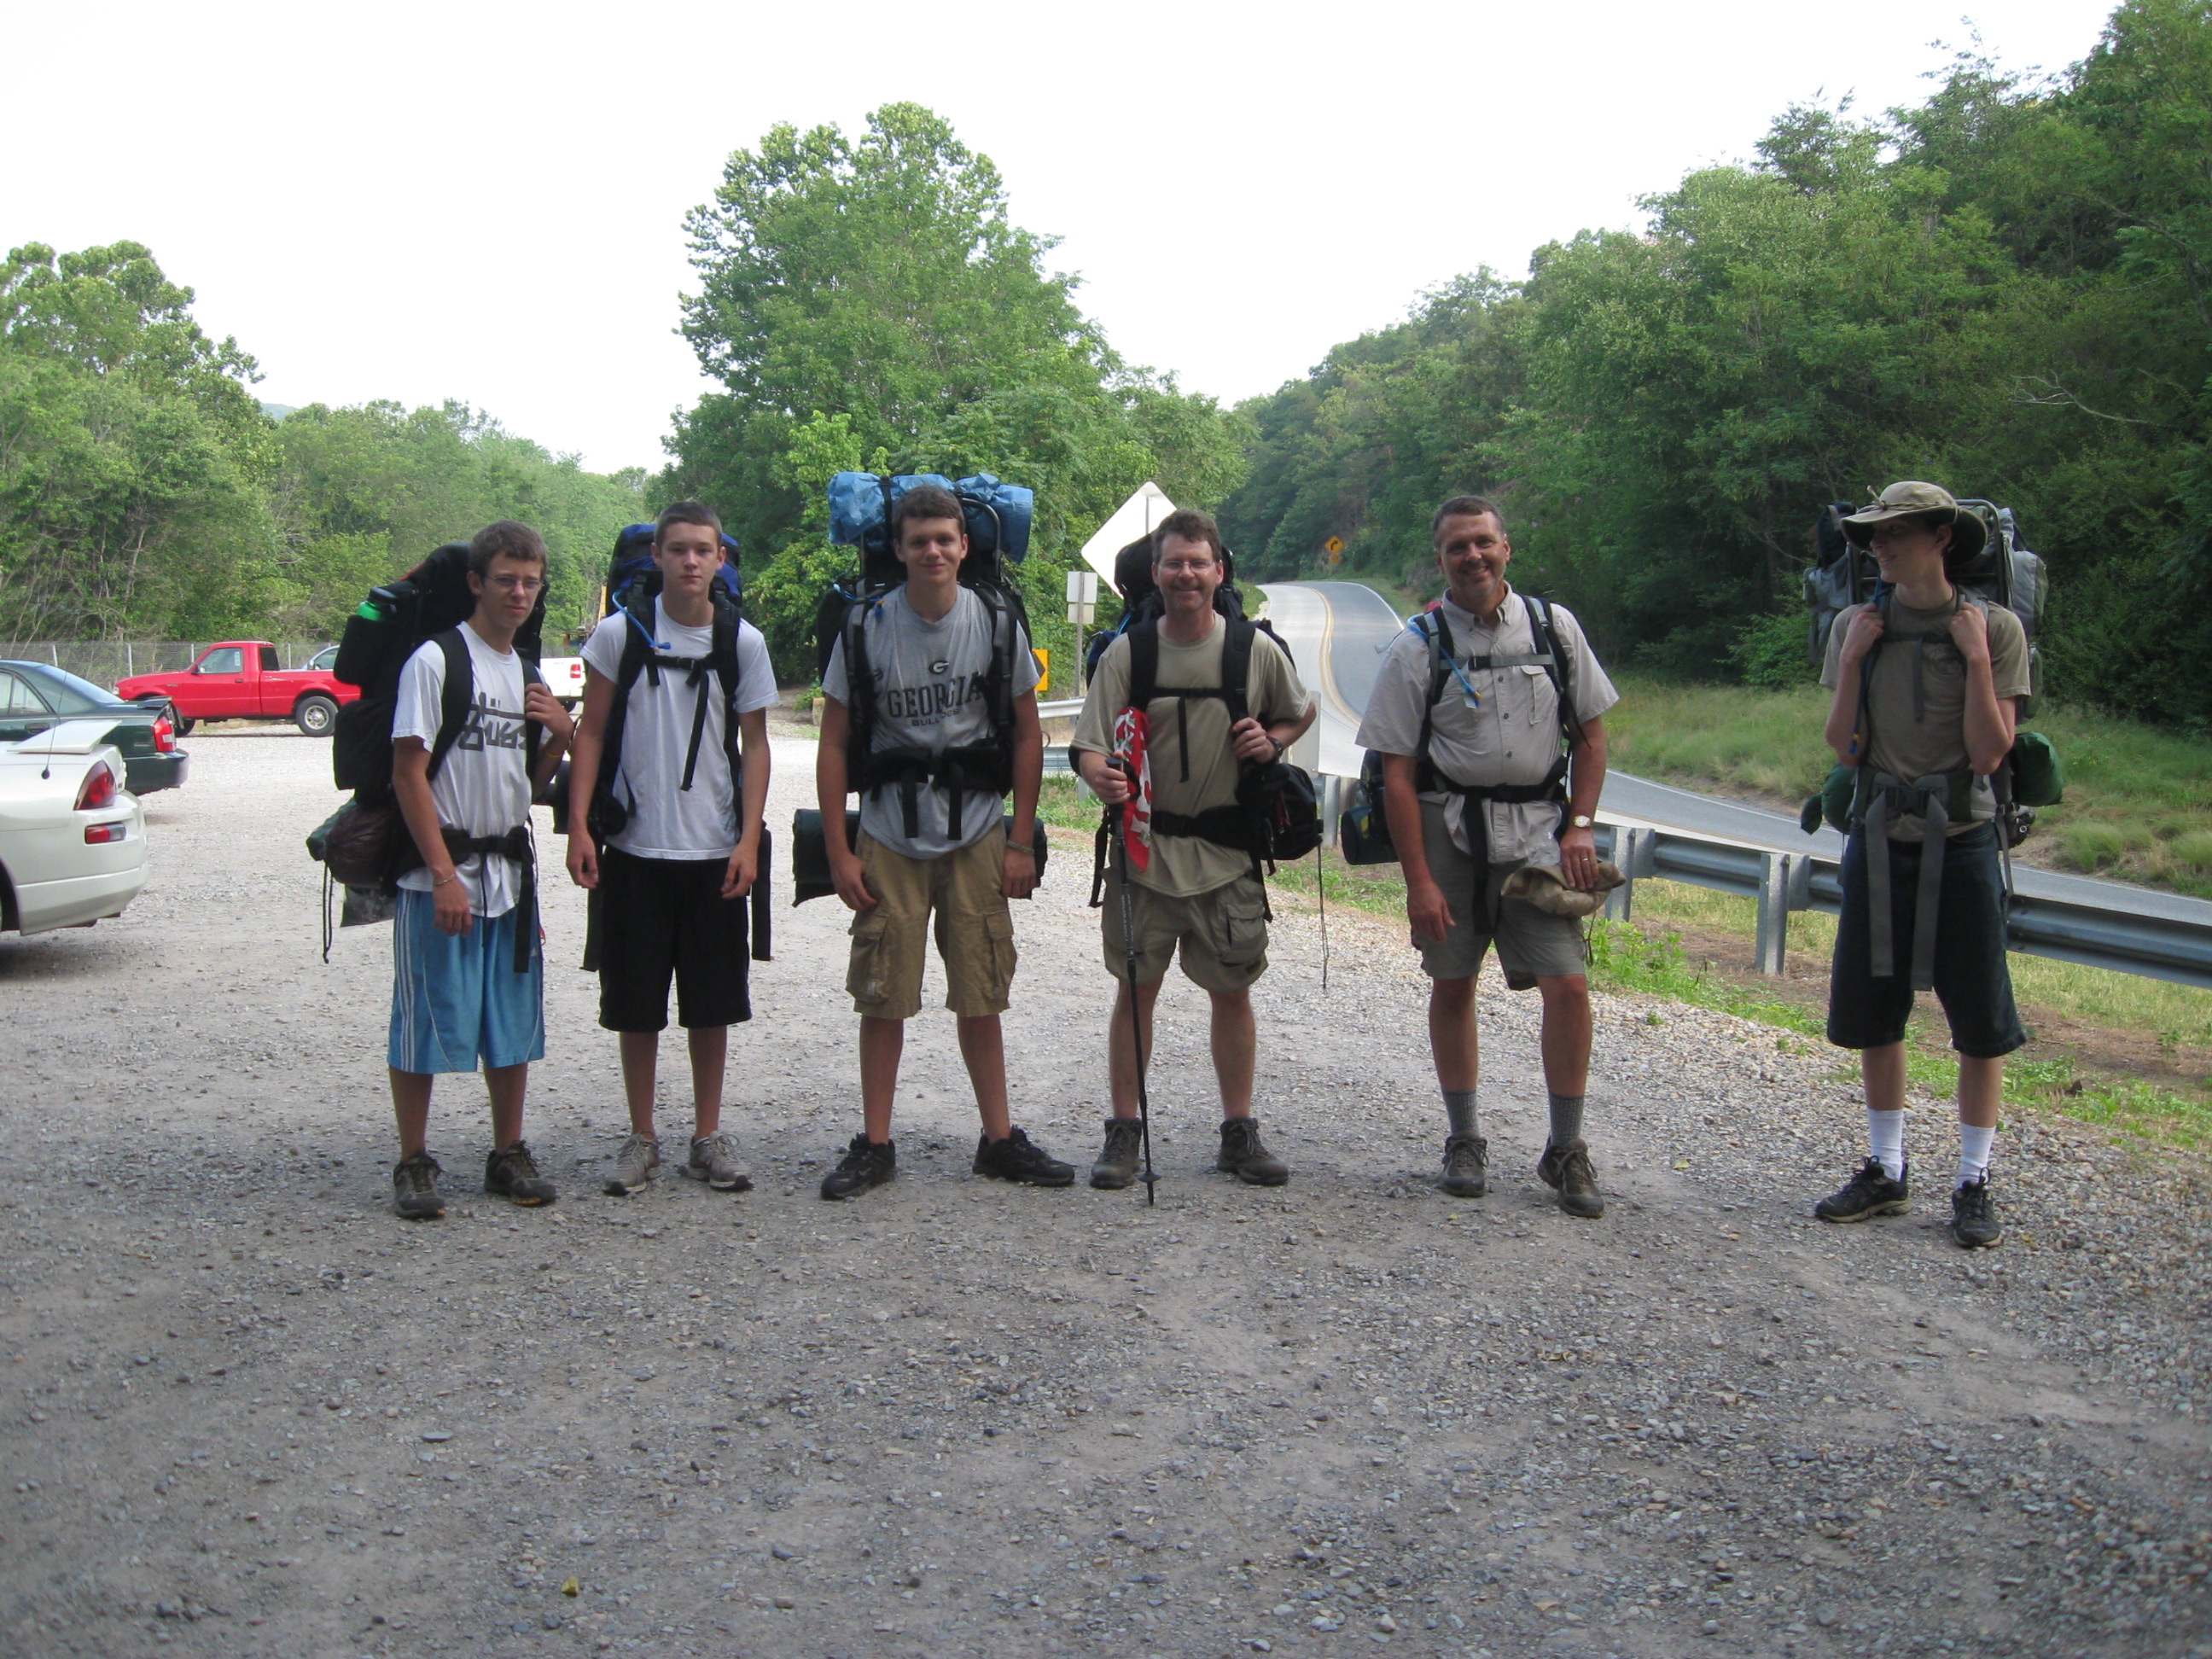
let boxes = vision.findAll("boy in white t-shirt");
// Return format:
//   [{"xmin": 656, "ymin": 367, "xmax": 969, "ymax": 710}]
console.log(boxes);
[
  {"xmin": 388, "ymin": 521, "xmax": 574, "ymax": 1220},
  {"xmin": 566, "ymin": 503, "xmax": 776, "ymax": 1196}
]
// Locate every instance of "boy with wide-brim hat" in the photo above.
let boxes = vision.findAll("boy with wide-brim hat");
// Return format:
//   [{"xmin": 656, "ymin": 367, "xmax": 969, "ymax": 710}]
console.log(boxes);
[{"xmin": 1814, "ymin": 480, "xmax": 2031, "ymax": 1249}]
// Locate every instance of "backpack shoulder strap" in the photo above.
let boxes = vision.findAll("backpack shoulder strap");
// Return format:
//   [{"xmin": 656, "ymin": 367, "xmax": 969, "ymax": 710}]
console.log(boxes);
[
  {"xmin": 1521, "ymin": 593, "xmax": 1580, "ymax": 749},
  {"xmin": 971, "ymin": 581, "xmax": 1017, "ymax": 745},
  {"xmin": 1220, "ymin": 617, "xmax": 1256, "ymax": 727},
  {"xmin": 426, "ymin": 628, "xmax": 473, "ymax": 782},
  {"xmin": 1126, "ymin": 620, "xmax": 1161, "ymax": 712}
]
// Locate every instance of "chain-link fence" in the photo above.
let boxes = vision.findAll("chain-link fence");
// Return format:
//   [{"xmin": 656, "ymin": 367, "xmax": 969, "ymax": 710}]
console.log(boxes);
[{"xmin": 0, "ymin": 641, "xmax": 336, "ymax": 687}]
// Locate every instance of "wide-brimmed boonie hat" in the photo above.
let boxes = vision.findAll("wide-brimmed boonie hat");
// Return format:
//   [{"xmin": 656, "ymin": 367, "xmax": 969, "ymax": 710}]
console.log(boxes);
[
  {"xmin": 1841, "ymin": 480, "xmax": 1988, "ymax": 561},
  {"xmin": 1500, "ymin": 861, "xmax": 1626, "ymax": 918}
]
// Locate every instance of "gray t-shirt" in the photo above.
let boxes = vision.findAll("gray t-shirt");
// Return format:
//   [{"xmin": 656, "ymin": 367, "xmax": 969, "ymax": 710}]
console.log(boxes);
[
  {"xmin": 1353, "ymin": 591, "xmax": 1617, "ymax": 864},
  {"xmin": 821, "ymin": 585, "xmax": 1041, "ymax": 859}
]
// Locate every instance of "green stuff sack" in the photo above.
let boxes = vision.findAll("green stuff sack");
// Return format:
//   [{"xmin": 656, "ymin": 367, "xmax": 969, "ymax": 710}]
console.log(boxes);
[
  {"xmin": 2009, "ymin": 730, "xmax": 2064, "ymax": 807},
  {"xmin": 1802, "ymin": 763, "xmax": 1857, "ymax": 835}
]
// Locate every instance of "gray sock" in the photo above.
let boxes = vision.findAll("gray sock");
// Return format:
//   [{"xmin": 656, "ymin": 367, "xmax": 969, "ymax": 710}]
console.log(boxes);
[
  {"xmin": 1547, "ymin": 1092, "xmax": 1586, "ymax": 1147},
  {"xmin": 1443, "ymin": 1088, "xmax": 1480, "ymax": 1139}
]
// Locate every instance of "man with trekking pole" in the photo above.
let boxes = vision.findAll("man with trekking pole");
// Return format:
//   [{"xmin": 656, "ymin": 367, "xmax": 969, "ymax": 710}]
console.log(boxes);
[{"xmin": 1072, "ymin": 509, "xmax": 1315, "ymax": 1191}]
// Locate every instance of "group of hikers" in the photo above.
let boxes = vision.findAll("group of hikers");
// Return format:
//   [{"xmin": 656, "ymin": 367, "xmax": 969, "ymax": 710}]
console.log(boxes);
[{"xmin": 379, "ymin": 480, "xmax": 2026, "ymax": 1252}]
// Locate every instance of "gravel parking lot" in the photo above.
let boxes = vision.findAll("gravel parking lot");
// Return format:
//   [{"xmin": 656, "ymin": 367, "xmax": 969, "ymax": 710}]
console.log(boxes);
[{"xmin": 3, "ymin": 727, "xmax": 2207, "ymax": 1659}]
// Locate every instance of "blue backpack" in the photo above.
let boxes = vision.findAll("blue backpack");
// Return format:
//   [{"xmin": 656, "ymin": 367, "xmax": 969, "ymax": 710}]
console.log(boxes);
[{"xmin": 604, "ymin": 521, "xmax": 744, "ymax": 614}]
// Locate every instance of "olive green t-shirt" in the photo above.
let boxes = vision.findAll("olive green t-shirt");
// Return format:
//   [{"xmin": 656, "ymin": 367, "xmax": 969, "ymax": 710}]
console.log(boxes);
[
  {"xmin": 1073, "ymin": 615, "xmax": 1312, "ymax": 897},
  {"xmin": 1819, "ymin": 597, "xmax": 2032, "ymax": 840}
]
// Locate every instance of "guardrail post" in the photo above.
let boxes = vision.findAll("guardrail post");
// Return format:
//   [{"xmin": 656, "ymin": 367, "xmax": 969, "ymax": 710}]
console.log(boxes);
[
  {"xmin": 1755, "ymin": 852, "xmax": 1815, "ymax": 975},
  {"xmin": 1603, "ymin": 826, "xmax": 1656, "ymax": 922}
]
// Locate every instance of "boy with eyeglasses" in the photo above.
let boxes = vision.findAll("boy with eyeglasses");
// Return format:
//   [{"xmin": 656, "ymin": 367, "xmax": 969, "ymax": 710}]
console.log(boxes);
[{"xmin": 387, "ymin": 521, "xmax": 573, "ymax": 1219}]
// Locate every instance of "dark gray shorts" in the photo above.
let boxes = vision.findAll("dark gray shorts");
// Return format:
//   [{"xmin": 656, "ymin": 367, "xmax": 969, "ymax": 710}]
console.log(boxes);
[{"xmin": 1414, "ymin": 800, "xmax": 1588, "ymax": 984}]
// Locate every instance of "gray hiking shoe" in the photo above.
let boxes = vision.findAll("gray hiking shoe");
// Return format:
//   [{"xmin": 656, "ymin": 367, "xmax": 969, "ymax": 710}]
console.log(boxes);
[
  {"xmin": 684, "ymin": 1132, "xmax": 752, "ymax": 1192},
  {"xmin": 1090, "ymin": 1118, "xmax": 1144, "ymax": 1190},
  {"xmin": 1217, "ymin": 1116, "xmax": 1289, "ymax": 1186},
  {"xmin": 1537, "ymin": 1138, "xmax": 1605, "ymax": 1218},
  {"xmin": 393, "ymin": 1152, "xmax": 445, "ymax": 1220},
  {"xmin": 484, "ymin": 1141, "xmax": 556, "ymax": 1206},
  {"xmin": 1440, "ymin": 1133, "xmax": 1488, "ymax": 1198},
  {"xmin": 603, "ymin": 1133, "xmax": 661, "ymax": 1196}
]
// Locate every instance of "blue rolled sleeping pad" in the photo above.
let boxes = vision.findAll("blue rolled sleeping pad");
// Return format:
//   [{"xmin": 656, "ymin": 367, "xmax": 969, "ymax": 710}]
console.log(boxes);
[{"xmin": 825, "ymin": 472, "xmax": 1033, "ymax": 564}]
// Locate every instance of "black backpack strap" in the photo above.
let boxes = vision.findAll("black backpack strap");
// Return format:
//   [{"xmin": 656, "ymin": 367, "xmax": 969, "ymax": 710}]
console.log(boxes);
[
  {"xmin": 1411, "ymin": 610, "xmax": 1453, "ymax": 791},
  {"xmin": 1220, "ymin": 618, "xmax": 1256, "ymax": 727},
  {"xmin": 426, "ymin": 628, "xmax": 473, "ymax": 782},
  {"xmin": 710, "ymin": 596, "xmax": 746, "ymax": 792},
  {"xmin": 1126, "ymin": 620, "xmax": 1160, "ymax": 713},
  {"xmin": 1521, "ymin": 594, "xmax": 1581, "ymax": 752}
]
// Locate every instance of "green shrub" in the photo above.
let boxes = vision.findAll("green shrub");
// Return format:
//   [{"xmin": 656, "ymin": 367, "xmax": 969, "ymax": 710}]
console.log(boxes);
[{"xmin": 1732, "ymin": 611, "xmax": 1819, "ymax": 690}]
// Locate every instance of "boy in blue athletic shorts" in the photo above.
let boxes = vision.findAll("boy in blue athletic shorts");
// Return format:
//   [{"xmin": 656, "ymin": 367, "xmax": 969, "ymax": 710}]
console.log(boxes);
[{"xmin": 387, "ymin": 521, "xmax": 574, "ymax": 1219}]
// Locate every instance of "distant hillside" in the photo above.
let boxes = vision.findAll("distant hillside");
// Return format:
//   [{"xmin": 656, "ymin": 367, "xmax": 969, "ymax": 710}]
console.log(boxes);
[{"xmin": 260, "ymin": 403, "xmax": 295, "ymax": 420}]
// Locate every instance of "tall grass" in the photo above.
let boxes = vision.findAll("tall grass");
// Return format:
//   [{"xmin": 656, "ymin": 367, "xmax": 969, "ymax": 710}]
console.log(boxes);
[{"xmin": 1605, "ymin": 674, "xmax": 2212, "ymax": 897}]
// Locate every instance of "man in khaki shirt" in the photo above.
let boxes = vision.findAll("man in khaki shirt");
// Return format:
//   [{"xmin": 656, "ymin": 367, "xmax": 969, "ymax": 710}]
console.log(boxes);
[{"xmin": 1073, "ymin": 510, "xmax": 1315, "ymax": 1189}]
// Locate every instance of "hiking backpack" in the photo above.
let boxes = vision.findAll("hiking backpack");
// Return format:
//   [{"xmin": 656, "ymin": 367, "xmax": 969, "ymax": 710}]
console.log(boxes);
[
  {"xmin": 1338, "ymin": 594, "xmax": 1583, "ymax": 865},
  {"xmin": 1080, "ymin": 533, "xmax": 1280, "ymax": 683},
  {"xmin": 1083, "ymin": 615, "xmax": 1321, "ymax": 910},
  {"xmin": 815, "ymin": 471, "xmax": 1038, "ymax": 842},
  {"xmin": 582, "ymin": 522, "xmax": 749, "ymax": 845},
  {"xmin": 328, "ymin": 540, "xmax": 548, "ymax": 806},
  {"xmin": 1805, "ymin": 498, "xmax": 2046, "ymax": 713}
]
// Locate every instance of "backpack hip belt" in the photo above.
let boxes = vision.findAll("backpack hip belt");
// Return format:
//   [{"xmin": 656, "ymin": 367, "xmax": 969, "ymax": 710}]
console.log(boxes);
[
  {"xmin": 401, "ymin": 823, "xmax": 538, "ymax": 974},
  {"xmin": 855, "ymin": 742, "xmax": 1012, "ymax": 842},
  {"xmin": 1855, "ymin": 771, "xmax": 1957, "ymax": 991}
]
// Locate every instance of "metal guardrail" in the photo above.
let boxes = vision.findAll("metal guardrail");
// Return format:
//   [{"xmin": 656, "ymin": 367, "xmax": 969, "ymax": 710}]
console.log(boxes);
[{"xmin": 1033, "ymin": 696, "xmax": 2212, "ymax": 990}]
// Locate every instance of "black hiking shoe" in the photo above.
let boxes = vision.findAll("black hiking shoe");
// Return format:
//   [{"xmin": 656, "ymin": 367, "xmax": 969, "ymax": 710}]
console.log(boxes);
[
  {"xmin": 1950, "ymin": 1177, "xmax": 2003, "ymax": 1249},
  {"xmin": 1814, "ymin": 1157, "xmax": 1911, "ymax": 1223},
  {"xmin": 393, "ymin": 1152, "xmax": 445, "ymax": 1220},
  {"xmin": 484, "ymin": 1141, "xmax": 556, "ymax": 1206},
  {"xmin": 973, "ymin": 1126, "xmax": 1075, "ymax": 1187},
  {"xmin": 1217, "ymin": 1117, "xmax": 1289, "ymax": 1186},
  {"xmin": 1440, "ymin": 1133, "xmax": 1488, "ymax": 1198},
  {"xmin": 1537, "ymin": 1138, "xmax": 1605, "ymax": 1218},
  {"xmin": 820, "ymin": 1135, "xmax": 895, "ymax": 1201},
  {"xmin": 1090, "ymin": 1119, "xmax": 1144, "ymax": 1190}
]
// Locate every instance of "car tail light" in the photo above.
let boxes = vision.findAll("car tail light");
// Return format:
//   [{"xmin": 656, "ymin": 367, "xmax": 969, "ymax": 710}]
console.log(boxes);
[
  {"xmin": 153, "ymin": 714, "xmax": 176, "ymax": 753},
  {"xmin": 75, "ymin": 764, "xmax": 117, "ymax": 811},
  {"xmin": 84, "ymin": 821, "xmax": 128, "ymax": 845}
]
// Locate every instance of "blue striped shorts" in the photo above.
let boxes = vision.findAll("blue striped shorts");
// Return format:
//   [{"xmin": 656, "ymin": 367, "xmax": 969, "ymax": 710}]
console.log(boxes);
[{"xmin": 387, "ymin": 888, "xmax": 545, "ymax": 1074}]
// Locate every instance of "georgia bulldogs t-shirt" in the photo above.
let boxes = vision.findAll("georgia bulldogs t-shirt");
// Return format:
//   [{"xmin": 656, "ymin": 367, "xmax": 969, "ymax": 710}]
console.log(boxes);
[
  {"xmin": 392, "ymin": 623, "xmax": 531, "ymax": 917},
  {"xmin": 821, "ymin": 585, "xmax": 1039, "ymax": 859}
]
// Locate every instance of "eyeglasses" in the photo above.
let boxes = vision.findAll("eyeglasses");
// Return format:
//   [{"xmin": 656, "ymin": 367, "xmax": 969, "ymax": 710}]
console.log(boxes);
[{"xmin": 486, "ymin": 575, "xmax": 547, "ymax": 594}]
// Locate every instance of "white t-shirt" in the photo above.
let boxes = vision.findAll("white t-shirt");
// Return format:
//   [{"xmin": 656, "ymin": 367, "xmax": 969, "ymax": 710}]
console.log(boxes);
[
  {"xmin": 580, "ymin": 598, "xmax": 777, "ymax": 860},
  {"xmin": 393, "ymin": 622, "xmax": 533, "ymax": 917},
  {"xmin": 820, "ymin": 585, "xmax": 1040, "ymax": 859}
]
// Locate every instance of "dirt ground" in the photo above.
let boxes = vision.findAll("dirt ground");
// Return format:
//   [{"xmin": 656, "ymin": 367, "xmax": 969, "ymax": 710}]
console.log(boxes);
[{"xmin": 3, "ymin": 725, "xmax": 2208, "ymax": 1659}]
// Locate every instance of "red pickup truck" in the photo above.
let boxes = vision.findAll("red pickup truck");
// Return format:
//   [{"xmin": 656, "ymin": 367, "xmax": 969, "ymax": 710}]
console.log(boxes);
[{"xmin": 115, "ymin": 642, "xmax": 360, "ymax": 736}]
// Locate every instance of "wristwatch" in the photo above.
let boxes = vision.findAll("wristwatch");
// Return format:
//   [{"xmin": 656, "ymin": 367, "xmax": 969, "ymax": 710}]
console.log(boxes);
[{"xmin": 1569, "ymin": 814, "xmax": 1594, "ymax": 830}]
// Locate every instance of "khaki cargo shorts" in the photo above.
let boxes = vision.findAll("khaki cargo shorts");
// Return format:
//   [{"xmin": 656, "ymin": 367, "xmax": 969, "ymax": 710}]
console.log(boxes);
[
  {"xmin": 846, "ymin": 830, "xmax": 1016, "ymax": 1020},
  {"xmin": 1417, "ymin": 800, "xmax": 1588, "ymax": 986},
  {"xmin": 1100, "ymin": 869, "xmax": 1270, "ymax": 993}
]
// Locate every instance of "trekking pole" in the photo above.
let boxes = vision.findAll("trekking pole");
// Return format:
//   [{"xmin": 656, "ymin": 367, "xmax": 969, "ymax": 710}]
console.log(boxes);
[{"xmin": 1109, "ymin": 773, "xmax": 1158, "ymax": 1207}]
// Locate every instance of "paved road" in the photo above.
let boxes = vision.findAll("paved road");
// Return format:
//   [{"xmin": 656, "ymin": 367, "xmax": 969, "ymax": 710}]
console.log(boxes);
[{"xmin": 1259, "ymin": 579, "xmax": 2212, "ymax": 929}]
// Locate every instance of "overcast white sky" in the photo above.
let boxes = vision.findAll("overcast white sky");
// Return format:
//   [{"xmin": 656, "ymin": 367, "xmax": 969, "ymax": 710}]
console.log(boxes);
[{"xmin": 5, "ymin": 0, "xmax": 2120, "ymax": 475}]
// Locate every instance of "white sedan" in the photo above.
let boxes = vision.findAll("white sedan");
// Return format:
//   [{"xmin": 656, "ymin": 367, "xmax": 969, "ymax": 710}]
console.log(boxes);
[{"xmin": 0, "ymin": 720, "xmax": 148, "ymax": 934}]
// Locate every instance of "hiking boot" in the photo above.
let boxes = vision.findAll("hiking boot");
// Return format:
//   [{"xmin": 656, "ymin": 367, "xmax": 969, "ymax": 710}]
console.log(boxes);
[
  {"xmin": 820, "ymin": 1134, "xmax": 895, "ymax": 1201},
  {"xmin": 1440, "ymin": 1133, "xmax": 1488, "ymax": 1198},
  {"xmin": 684, "ymin": 1132, "xmax": 752, "ymax": 1192},
  {"xmin": 973, "ymin": 1126, "xmax": 1075, "ymax": 1187},
  {"xmin": 392, "ymin": 1152, "xmax": 445, "ymax": 1220},
  {"xmin": 1814, "ymin": 1157, "xmax": 1911, "ymax": 1223},
  {"xmin": 1217, "ymin": 1116, "xmax": 1289, "ymax": 1186},
  {"xmin": 603, "ymin": 1132, "xmax": 661, "ymax": 1196},
  {"xmin": 1950, "ymin": 1177, "xmax": 2003, "ymax": 1249},
  {"xmin": 1537, "ymin": 1138, "xmax": 1605, "ymax": 1219},
  {"xmin": 1090, "ymin": 1118, "xmax": 1144, "ymax": 1190},
  {"xmin": 484, "ymin": 1141, "xmax": 556, "ymax": 1206}
]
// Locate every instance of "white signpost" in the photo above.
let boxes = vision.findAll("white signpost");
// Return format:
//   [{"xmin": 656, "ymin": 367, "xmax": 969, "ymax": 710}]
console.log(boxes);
[{"xmin": 1067, "ymin": 569, "xmax": 1099, "ymax": 693}]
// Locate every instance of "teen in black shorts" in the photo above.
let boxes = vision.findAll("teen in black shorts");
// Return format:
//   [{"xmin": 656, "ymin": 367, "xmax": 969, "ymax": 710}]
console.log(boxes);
[
  {"xmin": 1814, "ymin": 482, "xmax": 2032, "ymax": 1249},
  {"xmin": 566, "ymin": 503, "xmax": 777, "ymax": 1196}
]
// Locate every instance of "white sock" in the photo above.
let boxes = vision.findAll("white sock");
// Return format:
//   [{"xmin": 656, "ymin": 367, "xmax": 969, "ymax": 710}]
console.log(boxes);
[
  {"xmin": 1867, "ymin": 1109, "xmax": 1906, "ymax": 1182},
  {"xmin": 1958, "ymin": 1123, "xmax": 1996, "ymax": 1188}
]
